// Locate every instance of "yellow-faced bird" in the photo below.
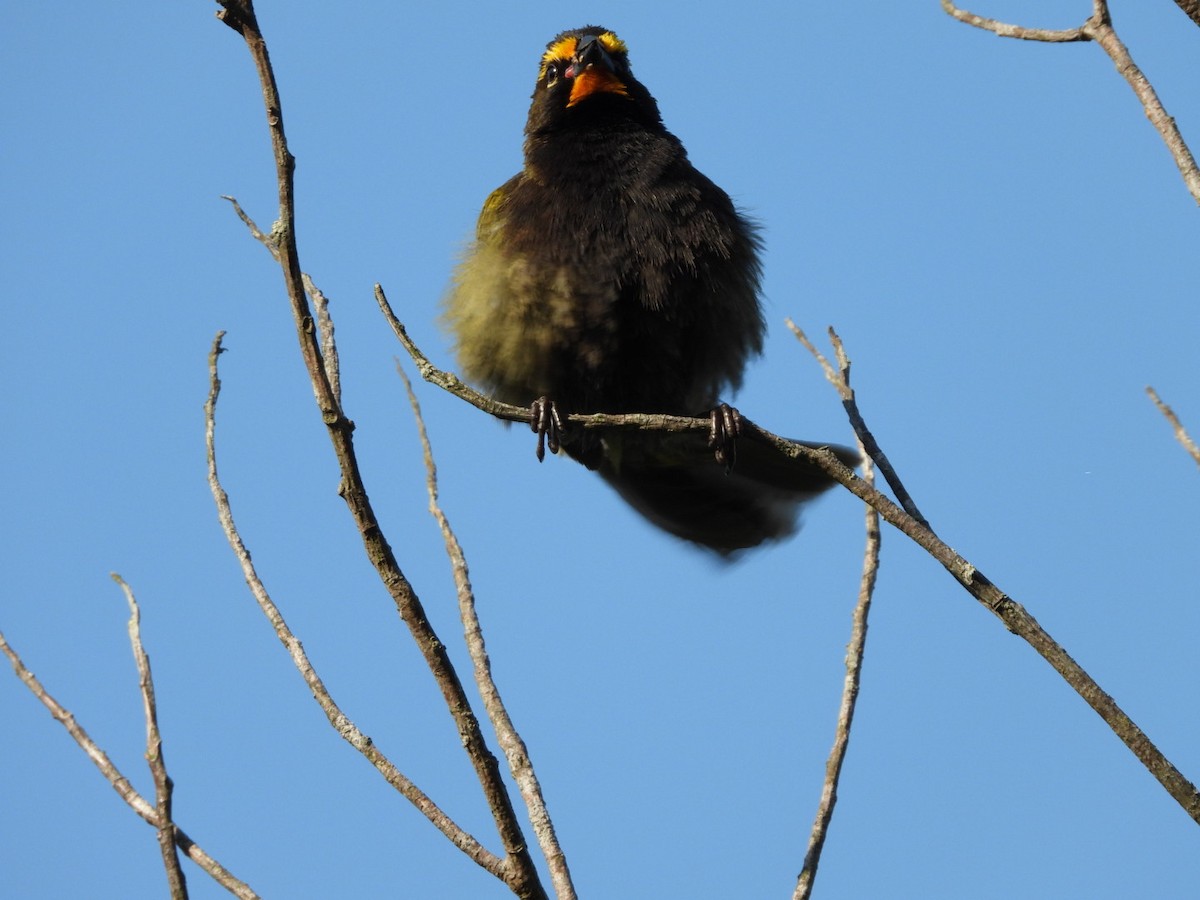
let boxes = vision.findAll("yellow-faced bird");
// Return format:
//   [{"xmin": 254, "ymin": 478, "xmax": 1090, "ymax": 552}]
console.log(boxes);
[{"xmin": 444, "ymin": 26, "xmax": 858, "ymax": 555}]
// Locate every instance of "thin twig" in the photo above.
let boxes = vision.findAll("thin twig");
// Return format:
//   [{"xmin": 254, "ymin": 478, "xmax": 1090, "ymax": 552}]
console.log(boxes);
[
  {"xmin": 794, "ymin": 448, "xmax": 880, "ymax": 900},
  {"xmin": 218, "ymin": 196, "xmax": 340, "ymax": 404},
  {"xmin": 397, "ymin": 363, "xmax": 577, "ymax": 899},
  {"xmin": 0, "ymin": 629, "xmax": 259, "ymax": 899},
  {"xmin": 305, "ymin": 274, "xmax": 341, "ymax": 405},
  {"xmin": 214, "ymin": 5, "xmax": 545, "ymax": 894},
  {"xmin": 113, "ymin": 574, "xmax": 188, "ymax": 900},
  {"xmin": 782, "ymin": 330, "xmax": 1200, "ymax": 826},
  {"xmin": 787, "ymin": 320, "xmax": 931, "ymax": 530},
  {"xmin": 942, "ymin": 0, "xmax": 1200, "ymax": 205},
  {"xmin": 1147, "ymin": 386, "xmax": 1200, "ymax": 469},
  {"xmin": 220, "ymin": 195, "xmax": 278, "ymax": 258},
  {"xmin": 203, "ymin": 333, "xmax": 502, "ymax": 876}
]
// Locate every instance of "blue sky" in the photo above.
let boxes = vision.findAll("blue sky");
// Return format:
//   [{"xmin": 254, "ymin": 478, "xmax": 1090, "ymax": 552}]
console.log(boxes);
[{"xmin": 3, "ymin": 2, "xmax": 1198, "ymax": 898}]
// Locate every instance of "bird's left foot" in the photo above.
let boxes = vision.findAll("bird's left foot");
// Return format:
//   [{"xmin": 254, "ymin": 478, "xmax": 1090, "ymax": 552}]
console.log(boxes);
[
  {"xmin": 530, "ymin": 396, "xmax": 564, "ymax": 462},
  {"xmin": 708, "ymin": 403, "xmax": 742, "ymax": 473}
]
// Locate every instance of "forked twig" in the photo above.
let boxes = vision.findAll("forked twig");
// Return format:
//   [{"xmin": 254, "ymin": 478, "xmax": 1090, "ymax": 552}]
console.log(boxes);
[
  {"xmin": 942, "ymin": 0, "xmax": 1200, "ymax": 205},
  {"xmin": 783, "ymin": 324, "xmax": 1200, "ymax": 826},
  {"xmin": 0, "ymin": 628, "xmax": 258, "ymax": 899},
  {"xmin": 794, "ymin": 441, "xmax": 880, "ymax": 899},
  {"xmin": 112, "ymin": 574, "xmax": 188, "ymax": 899},
  {"xmin": 787, "ymin": 320, "xmax": 930, "ymax": 531},
  {"xmin": 397, "ymin": 363, "xmax": 576, "ymax": 899},
  {"xmin": 204, "ymin": 333, "xmax": 502, "ymax": 877}
]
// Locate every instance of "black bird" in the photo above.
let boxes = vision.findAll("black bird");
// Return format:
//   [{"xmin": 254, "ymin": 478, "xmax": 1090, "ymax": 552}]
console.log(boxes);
[{"xmin": 444, "ymin": 26, "xmax": 857, "ymax": 554}]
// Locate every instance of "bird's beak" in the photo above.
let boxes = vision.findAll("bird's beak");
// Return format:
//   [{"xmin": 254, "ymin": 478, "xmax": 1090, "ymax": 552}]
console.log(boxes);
[
  {"xmin": 567, "ymin": 35, "xmax": 611, "ymax": 76},
  {"xmin": 565, "ymin": 35, "xmax": 628, "ymax": 107}
]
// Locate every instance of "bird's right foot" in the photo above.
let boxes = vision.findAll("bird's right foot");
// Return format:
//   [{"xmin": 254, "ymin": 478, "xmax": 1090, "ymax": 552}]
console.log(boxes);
[
  {"xmin": 530, "ymin": 397, "xmax": 563, "ymax": 462},
  {"xmin": 708, "ymin": 403, "xmax": 742, "ymax": 474}
]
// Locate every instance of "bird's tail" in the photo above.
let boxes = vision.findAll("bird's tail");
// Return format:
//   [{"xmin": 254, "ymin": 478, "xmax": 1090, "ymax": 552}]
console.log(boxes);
[{"xmin": 589, "ymin": 432, "xmax": 860, "ymax": 557}]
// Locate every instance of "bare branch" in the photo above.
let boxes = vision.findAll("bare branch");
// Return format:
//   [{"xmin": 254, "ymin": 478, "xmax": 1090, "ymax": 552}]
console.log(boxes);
[
  {"xmin": 382, "ymin": 300, "xmax": 1200, "ymax": 820},
  {"xmin": 214, "ymin": 4, "xmax": 545, "ymax": 893},
  {"xmin": 397, "ymin": 363, "xmax": 577, "ymax": 899},
  {"xmin": 778, "ymin": 330, "xmax": 1200, "ymax": 825},
  {"xmin": 0, "ymin": 628, "xmax": 259, "ymax": 899},
  {"xmin": 203, "ymin": 333, "xmax": 503, "ymax": 877},
  {"xmin": 1173, "ymin": 0, "xmax": 1200, "ymax": 29},
  {"xmin": 113, "ymin": 574, "xmax": 188, "ymax": 899},
  {"xmin": 220, "ymin": 195, "xmax": 278, "ymax": 259},
  {"xmin": 1147, "ymin": 386, "xmax": 1200, "ymax": 468},
  {"xmin": 795, "ymin": 452, "xmax": 881, "ymax": 900},
  {"xmin": 942, "ymin": 1, "xmax": 1200, "ymax": 204},
  {"xmin": 788, "ymin": 321, "xmax": 931, "ymax": 530},
  {"xmin": 1082, "ymin": 12, "xmax": 1200, "ymax": 204},
  {"xmin": 940, "ymin": 0, "xmax": 1089, "ymax": 41}
]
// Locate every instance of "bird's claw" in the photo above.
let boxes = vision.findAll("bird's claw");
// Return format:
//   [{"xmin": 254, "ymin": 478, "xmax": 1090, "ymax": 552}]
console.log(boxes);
[
  {"xmin": 530, "ymin": 397, "xmax": 563, "ymax": 462},
  {"xmin": 708, "ymin": 403, "xmax": 742, "ymax": 473}
]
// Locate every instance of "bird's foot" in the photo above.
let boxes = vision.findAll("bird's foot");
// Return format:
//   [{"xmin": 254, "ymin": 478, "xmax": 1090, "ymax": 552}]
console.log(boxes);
[
  {"xmin": 708, "ymin": 403, "xmax": 742, "ymax": 473},
  {"xmin": 530, "ymin": 396, "xmax": 563, "ymax": 462}
]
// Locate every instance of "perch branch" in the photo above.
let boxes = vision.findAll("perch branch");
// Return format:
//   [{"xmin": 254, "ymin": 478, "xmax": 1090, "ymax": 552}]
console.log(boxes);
[
  {"xmin": 376, "ymin": 284, "xmax": 711, "ymax": 439},
  {"xmin": 385, "ymin": 301, "xmax": 1200, "ymax": 825}
]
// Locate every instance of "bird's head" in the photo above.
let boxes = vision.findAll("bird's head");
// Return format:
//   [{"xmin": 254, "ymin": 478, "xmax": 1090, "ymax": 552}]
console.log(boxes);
[{"xmin": 525, "ymin": 26, "xmax": 662, "ymax": 133}]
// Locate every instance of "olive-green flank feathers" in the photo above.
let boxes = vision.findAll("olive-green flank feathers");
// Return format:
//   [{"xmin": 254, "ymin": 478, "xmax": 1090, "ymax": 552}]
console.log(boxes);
[{"xmin": 443, "ymin": 26, "xmax": 857, "ymax": 555}]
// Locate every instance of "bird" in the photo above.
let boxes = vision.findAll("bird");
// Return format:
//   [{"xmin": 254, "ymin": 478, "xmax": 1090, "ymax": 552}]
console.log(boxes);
[{"xmin": 443, "ymin": 25, "xmax": 858, "ymax": 555}]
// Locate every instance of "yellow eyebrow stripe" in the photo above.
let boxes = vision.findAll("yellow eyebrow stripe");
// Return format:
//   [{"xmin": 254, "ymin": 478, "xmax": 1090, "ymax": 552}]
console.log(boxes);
[
  {"xmin": 540, "ymin": 36, "xmax": 578, "ymax": 79},
  {"xmin": 543, "ymin": 36, "xmax": 579, "ymax": 64},
  {"xmin": 596, "ymin": 32, "xmax": 627, "ymax": 55}
]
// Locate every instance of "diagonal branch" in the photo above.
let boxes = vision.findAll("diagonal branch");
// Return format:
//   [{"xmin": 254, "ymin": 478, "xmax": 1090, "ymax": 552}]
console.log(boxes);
[
  {"xmin": 942, "ymin": 0, "xmax": 1200, "ymax": 205},
  {"xmin": 398, "ymin": 289, "xmax": 1200, "ymax": 825},
  {"xmin": 397, "ymin": 363, "xmax": 577, "ymax": 899},
  {"xmin": 1172, "ymin": 0, "xmax": 1200, "ymax": 29},
  {"xmin": 784, "ymin": 326, "xmax": 1200, "ymax": 826},
  {"xmin": 204, "ymin": 333, "xmax": 502, "ymax": 877},
  {"xmin": 213, "ymin": 4, "xmax": 544, "ymax": 894},
  {"xmin": 788, "ymin": 320, "xmax": 930, "ymax": 530},
  {"xmin": 794, "ymin": 441, "xmax": 881, "ymax": 900},
  {"xmin": 0, "ymin": 628, "xmax": 259, "ymax": 899},
  {"xmin": 1147, "ymin": 386, "xmax": 1200, "ymax": 468}
]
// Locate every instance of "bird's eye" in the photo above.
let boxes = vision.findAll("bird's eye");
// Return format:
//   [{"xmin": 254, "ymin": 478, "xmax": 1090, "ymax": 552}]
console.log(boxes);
[{"xmin": 544, "ymin": 63, "xmax": 559, "ymax": 84}]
